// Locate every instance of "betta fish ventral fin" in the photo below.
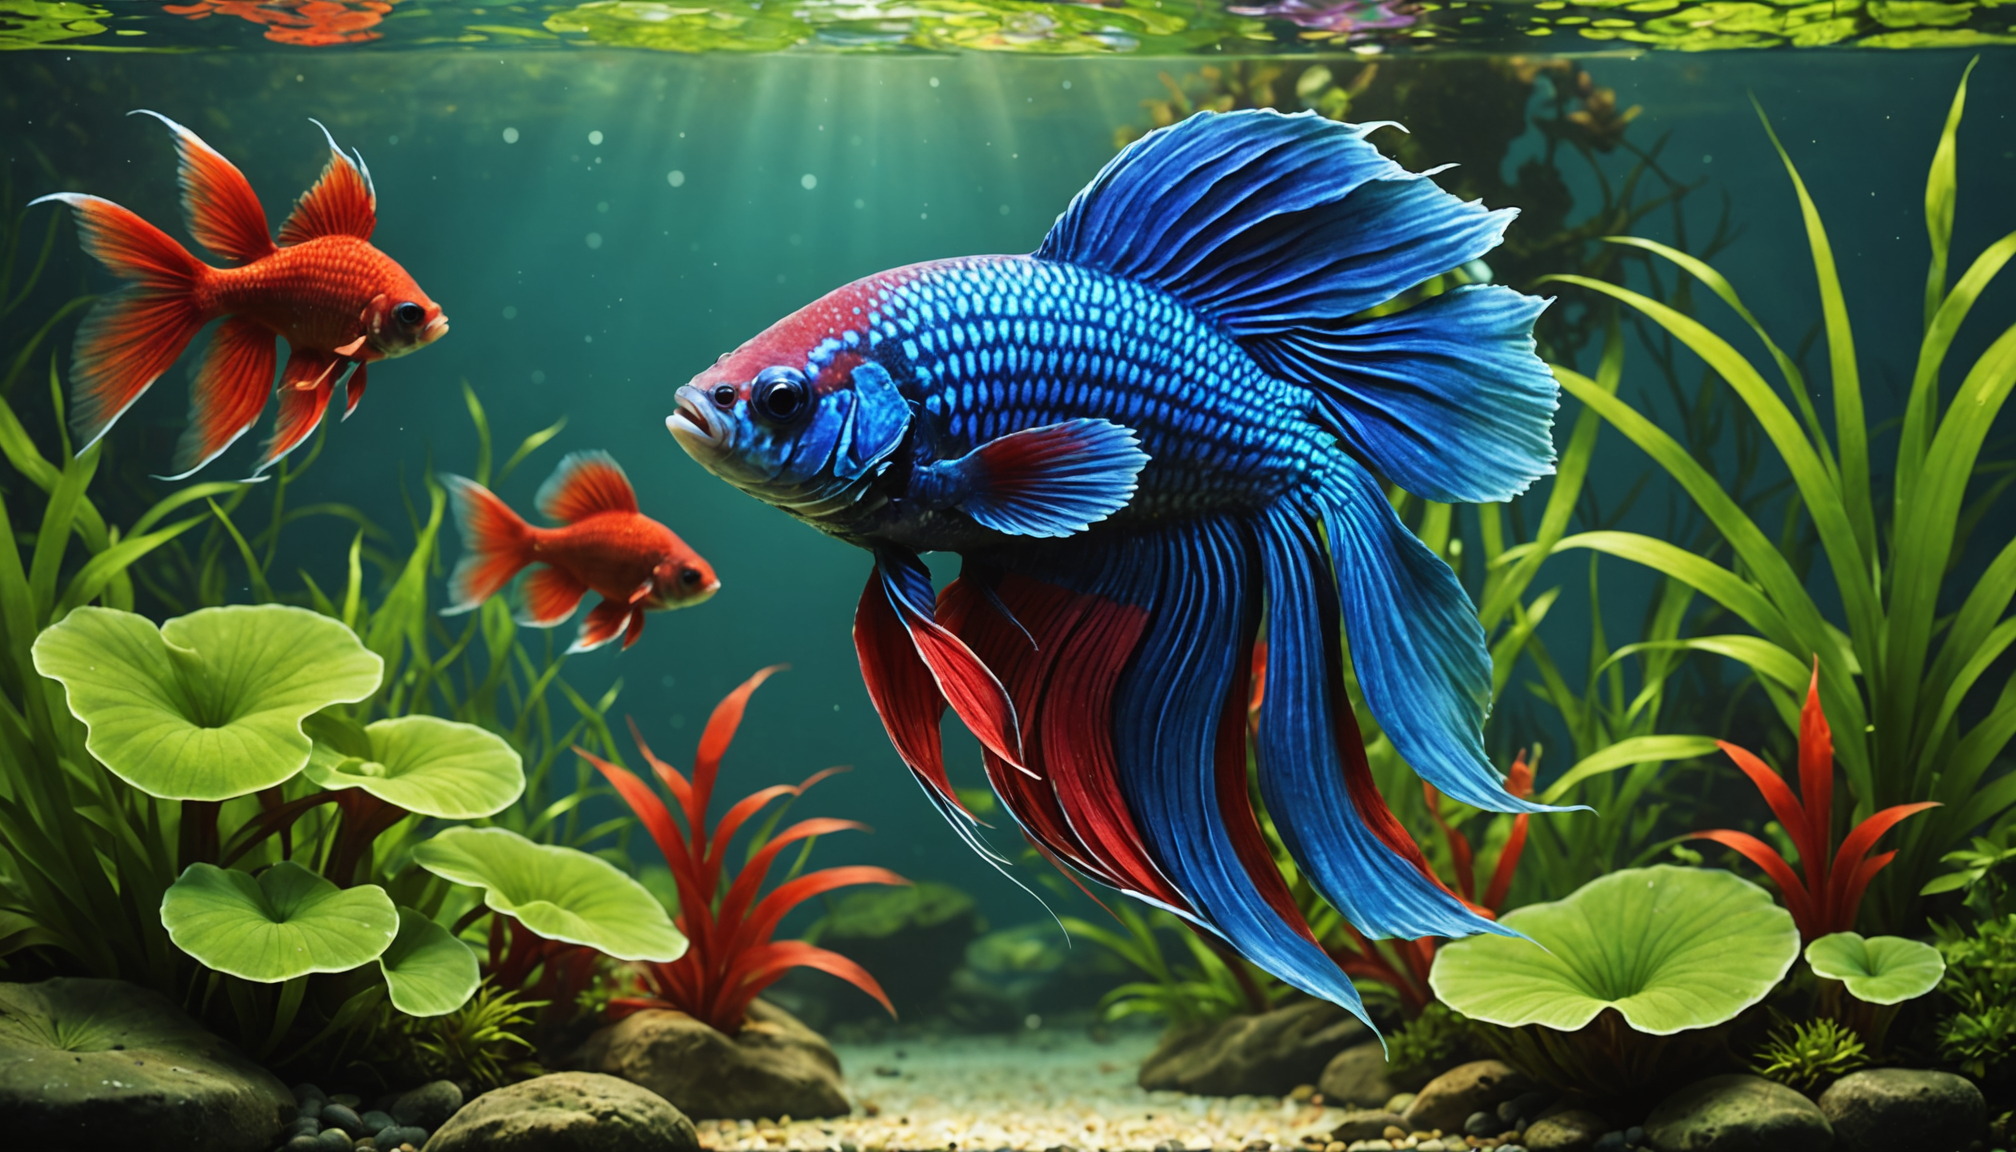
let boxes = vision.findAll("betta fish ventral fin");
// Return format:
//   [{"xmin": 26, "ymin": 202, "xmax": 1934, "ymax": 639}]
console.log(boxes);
[
  {"xmin": 341, "ymin": 363, "xmax": 367, "ymax": 420},
  {"xmin": 569, "ymin": 599, "xmax": 633, "ymax": 653},
  {"xmin": 622, "ymin": 608, "xmax": 646, "ymax": 649},
  {"xmin": 253, "ymin": 347, "xmax": 342, "ymax": 473},
  {"xmin": 918, "ymin": 419, "xmax": 1148, "ymax": 539},
  {"xmin": 28, "ymin": 193, "xmax": 209, "ymax": 454},
  {"xmin": 519, "ymin": 566, "xmax": 588, "ymax": 627},
  {"xmin": 536, "ymin": 450, "xmax": 639, "ymax": 523},
  {"xmin": 870, "ymin": 547, "xmax": 1027, "ymax": 775},
  {"xmin": 278, "ymin": 120, "xmax": 377, "ymax": 245},
  {"xmin": 441, "ymin": 474, "xmax": 534, "ymax": 614},
  {"xmin": 627, "ymin": 579, "xmax": 653, "ymax": 604},
  {"xmin": 166, "ymin": 316, "xmax": 276, "ymax": 479},
  {"xmin": 130, "ymin": 110, "xmax": 275, "ymax": 265}
]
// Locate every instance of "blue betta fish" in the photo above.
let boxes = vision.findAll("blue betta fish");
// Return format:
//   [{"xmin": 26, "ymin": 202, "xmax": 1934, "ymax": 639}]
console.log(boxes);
[{"xmin": 668, "ymin": 109, "xmax": 1559, "ymax": 1025}]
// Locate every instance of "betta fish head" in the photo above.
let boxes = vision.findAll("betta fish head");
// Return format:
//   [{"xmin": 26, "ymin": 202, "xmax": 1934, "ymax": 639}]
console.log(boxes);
[
  {"xmin": 669, "ymin": 278, "xmax": 912, "ymax": 524},
  {"xmin": 362, "ymin": 282, "xmax": 448, "ymax": 359}
]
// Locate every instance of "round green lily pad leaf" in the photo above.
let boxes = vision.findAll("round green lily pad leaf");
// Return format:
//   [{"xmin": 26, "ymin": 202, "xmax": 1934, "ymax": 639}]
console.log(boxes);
[
  {"xmin": 412, "ymin": 827, "xmax": 686, "ymax": 962},
  {"xmin": 304, "ymin": 715, "xmax": 524, "ymax": 819},
  {"xmin": 161, "ymin": 861, "xmax": 398, "ymax": 982},
  {"xmin": 1805, "ymin": 931, "xmax": 1946, "ymax": 1005},
  {"xmin": 32, "ymin": 605, "xmax": 383, "ymax": 801},
  {"xmin": 380, "ymin": 906, "xmax": 480, "ymax": 1017},
  {"xmin": 1430, "ymin": 865, "xmax": 1799, "ymax": 1034}
]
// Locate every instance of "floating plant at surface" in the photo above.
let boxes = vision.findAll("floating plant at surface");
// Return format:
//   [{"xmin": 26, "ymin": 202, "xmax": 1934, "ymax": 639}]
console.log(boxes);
[
  {"xmin": 1752, "ymin": 1015, "xmax": 1868, "ymax": 1093},
  {"xmin": 0, "ymin": 1, "xmax": 110, "ymax": 49},
  {"xmin": 1689, "ymin": 667, "xmax": 1936, "ymax": 942},
  {"xmin": 1545, "ymin": 59, "xmax": 2016, "ymax": 935},
  {"xmin": 577, "ymin": 666, "xmax": 906, "ymax": 1035},
  {"xmin": 1431, "ymin": 866, "xmax": 1800, "ymax": 1096}
]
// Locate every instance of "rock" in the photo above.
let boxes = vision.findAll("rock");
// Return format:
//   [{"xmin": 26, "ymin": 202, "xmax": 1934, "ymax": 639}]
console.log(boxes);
[
  {"xmin": 1817, "ymin": 1067, "xmax": 1984, "ymax": 1152},
  {"xmin": 1329, "ymin": 1109, "xmax": 1407, "ymax": 1141},
  {"xmin": 1401, "ymin": 1060, "xmax": 1533, "ymax": 1134},
  {"xmin": 564, "ymin": 998, "xmax": 847, "ymax": 1120},
  {"xmin": 1138, "ymin": 998, "xmax": 1369, "ymax": 1096},
  {"xmin": 1384, "ymin": 1092, "xmax": 1416, "ymax": 1114},
  {"xmin": 1523, "ymin": 1107, "xmax": 1609, "ymax": 1152},
  {"xmin": 1466, "ymin": 1109, "xmax": 1503, "ymax": 1136},
  {"xmin": 321, "ymin": 1102, "xmax": 367, "ymax": 1135},
  {"xmin": 0, "ymin": 977, "xmax": 295, "ymax": 1152},
  {"xmin": 390, "ymin": 1079, "xmax": 462, "ymax": 1129},
  {"xmin": 810, "ymin": 882, "xmax": 979, "ymax": 1018},
  {"xmin": 360, "ymin": 1108, "xmax": 395, "ymax": 1130},
  {"xmin": 1643, "ymin": 1074, "xmax": 1832, "ymax": 1152},
  {"xmin": 426, "ymin": 1072, "xmax": 697, "ymax": 1152},
  {"xmin": 375, "ymin": 1125, "xmax": 429, "ymax": 1147},
  {"xmin": 1318, "ymin": 1042, "xmax": 1395, "ymax": 1108}
]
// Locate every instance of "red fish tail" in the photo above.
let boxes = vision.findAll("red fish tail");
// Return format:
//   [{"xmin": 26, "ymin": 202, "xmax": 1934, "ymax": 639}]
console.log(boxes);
[
  {"xmin": 32, "ymin": 192, "xmax": 212, "ymax": 451},
  {"xmin": 441, "ymin": 474, "xmax": 535, "ymax": 613}
]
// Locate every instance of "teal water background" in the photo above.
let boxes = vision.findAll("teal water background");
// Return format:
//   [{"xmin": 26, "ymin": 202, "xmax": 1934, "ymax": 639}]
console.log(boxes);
[{"xmin": 4, "ymin": 39, "xmax": 2014, "ymax": 941}]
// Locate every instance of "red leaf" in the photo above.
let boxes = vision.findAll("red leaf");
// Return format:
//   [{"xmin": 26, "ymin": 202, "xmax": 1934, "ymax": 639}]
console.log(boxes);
[
  {"xmin": 694, "ymin": 665, "xmax": 786, "ymax": 810},
  {"xmin": 1716, "ymin": 740, "xmax": 1824, "ymax": 891},
  {"xmin": 725, "ymin": 866, "xmax": 910, "ymax": 962},
  {"xmin": 1827, "ymin": 803, "xmax": 1938, "ymax": 930},
  {"xmin": 1481, "ymin": 814, "xmax": 1528, "ymax": 913},
  {"xmin": 1796, "ymin": 663, "xmax": 1835, "ymax": 888},
  {"xmin": 1691, "ymin": 828, "xmax": 1819, "ymax": 937},
  {"xmin": 1422, "ymin": 782, "xmax": 1476, "ymax": 903},
  {"xmin": 715, "ymin": 817, "xmax": 875, "ymax": 937},
  {"xmin": 717, "ymin": 940, "xmax": 897, "ymax": 1030}
]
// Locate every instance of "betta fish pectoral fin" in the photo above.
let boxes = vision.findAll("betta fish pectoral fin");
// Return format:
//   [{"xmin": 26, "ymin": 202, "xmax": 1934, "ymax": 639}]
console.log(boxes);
[{"xmin": 912, "ymin": 418, "xmax": 1150, "ymax": 539}]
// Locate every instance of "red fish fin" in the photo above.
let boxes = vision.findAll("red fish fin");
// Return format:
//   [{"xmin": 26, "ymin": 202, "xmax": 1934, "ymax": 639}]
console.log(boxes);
[
  {"xmin": 875, "ymin": 547, "xmax": 1025, "ymax": 771},
  {"xmin": 441, "ymin": 474, "xmax": 534, "ymax": 613},
  {"xmin": 253, "ymin": 347, "xmax": 340, "ymax": 472},
  {"xmin": 130, "ymin": 110, "xmax": 275, "ymax": 264},
  {"xmin": 278, "ymin": 120, "xmax": 376, "ymax": 245},
  {"xmin": 32, "ymin": 193, "xmax": 210, "ymax": 450},
  {"xmin": 536, "ymin": 450, "xmax": 638, "ymax": 523},
  {"xmin": 341, "ymin": 363, "xmax": 367, "ymax": 420},
  {"xmin": 519, "ymin": 566, "xmax": 588, "ymax": 627},
  {"xmin": 570, "ymin": 599, "xmax": 631, "ymax": 653},
  {"xmin": 627, "ymin": 579, "xmax": 653, "ymax": 604},
  {"xmin": 621, "ymin": 608, "xmax": 646, "ymax": 650},
  {"xmin": 853, "ymin": 568, "xmax": 965, "ymax": 814},
  {"xmin": 168, "ymin": 316, "xmax": 275, "ymax": 478}
]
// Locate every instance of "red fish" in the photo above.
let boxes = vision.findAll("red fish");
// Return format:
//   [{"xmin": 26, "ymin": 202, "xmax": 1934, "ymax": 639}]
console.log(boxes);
[
  {"xmin": 33, "ymin": 110, "xmax": 447, "ymax": 477},
  {"xmin": 443, "ymin": 451, "xmax": 720, "ymax": 652}
]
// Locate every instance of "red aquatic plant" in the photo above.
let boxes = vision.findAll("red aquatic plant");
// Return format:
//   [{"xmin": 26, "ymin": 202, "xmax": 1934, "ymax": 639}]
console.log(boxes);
[
  {"xmin": 1331, "ymin": 752, "xmax": 1534, "ymax": 1014},
  {"xmin": 162, "ymin": 1, "xmax": 393, "ymax": 46},
  {"xmin": 577, "ymin": 666, "xmax": 906, "ymax": 1034},
  {"xmin": 1691, "ymin": 666, "xmax": 1937, "ymax": 942}
]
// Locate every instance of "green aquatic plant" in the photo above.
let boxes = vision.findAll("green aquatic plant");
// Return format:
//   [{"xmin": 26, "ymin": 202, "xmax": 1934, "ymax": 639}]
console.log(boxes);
[
  {"xmin": 1752, "ymin": 1014, "xmax": 1867, "ymax": 1093},
  {"xmin": 379, "ymin": 905, "xmax": 483, "ymax": 1018},
  {"xmin": 1063, "ymin": 901, "xmax": 1281, "ymax": 1029},
  {"xmin": 1921, "ymin": 829, "xmax": 2016, "ymax": 921},
  {"xmin": 1543, "ymin": 59, "xmax": 2016, "ymax": 934},
  {"xmin": 1934, "ymin": 914, "xmax": 2016, "ymax": 1080},
  {"xmin": 366, "ymin": 977, "xmax": 544, "ymax": 1090},
  {"xmin": 1805, "ymin": 930, "xmax": 1944, "ymax": 1053},
  {"xmin": 1431, "ymin": 866, "xmax": 1799, "ymax": 1096},
  {"xmin": 0, "ymin": 2, "xmax": 110, "ymax": 51},
  {"xmin": 1384, "ymin": 1002, "xmax": 1479, "ymax": 1090},
  {"xmin": 161, "ymin": 861, "xmax": 399, "ymax": 985},
  {"xmin": 580, "ymin": 667, "xmax": 908, "ymax": 1034}
]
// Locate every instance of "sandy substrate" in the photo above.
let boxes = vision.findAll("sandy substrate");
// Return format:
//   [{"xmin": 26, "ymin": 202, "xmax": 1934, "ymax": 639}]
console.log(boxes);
[{"xmin": 694, "ymin": 1029, "xmax": 1357, "ymax": 1152}]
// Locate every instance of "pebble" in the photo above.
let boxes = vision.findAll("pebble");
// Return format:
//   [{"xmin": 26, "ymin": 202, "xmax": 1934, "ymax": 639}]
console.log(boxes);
[
  {"xmin": 376, "ymin": 1125, "xmax": 430, "ymax": 1147},
  {"xmin": 391, "ymin": 1079, "xmax": 464, "ymax": 1130},
  {"xmin": 1464, "ymin": 1111, "xmax": 1499, "ymax": 1137},
  {"xmin": 289, "ymin": 1115, "xmax": 321, "ymax": 1138},
  {"xmin": 1624, "ymin": 1126, "xmax": 1644, "ymax": 1145},
  {"xmin": 320, "ymin": 1102, "xmax": 367, "ymax": 1136},
  {"xmin": 1593, "ymin": 1133, "xmax": 1627, "ymax": 1152},
  {"xmin": 360, "ymin": 1109, "xmax": 395, "ymax": 1131},
  {"xmin": 284, "ymin": 1138, "xmax": 322, "ymax": 1152},
  {"xmin": 315, "ymin": 1130, "xmax": 355, "ymax": 1151},
  {"xmin": 1385, "ymin": 1094, "xmax": 1417, "ymax": 1115}
]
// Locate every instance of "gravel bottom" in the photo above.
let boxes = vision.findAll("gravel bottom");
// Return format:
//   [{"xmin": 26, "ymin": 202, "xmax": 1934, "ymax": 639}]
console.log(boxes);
[{"xmin": 695, "ymin": 1030, "xmax": 1357, "ymax": 1152}]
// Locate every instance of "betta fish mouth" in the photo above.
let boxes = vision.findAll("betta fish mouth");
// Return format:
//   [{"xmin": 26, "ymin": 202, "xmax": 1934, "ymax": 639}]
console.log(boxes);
[{"xmin": 667, "ymin": 386, "xmax": 726, "ymax": 456}]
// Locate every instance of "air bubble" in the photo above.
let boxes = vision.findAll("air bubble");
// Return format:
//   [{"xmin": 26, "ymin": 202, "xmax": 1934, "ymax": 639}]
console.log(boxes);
[
  {"xmin": 502, "ymin": 126, "xmax": 519, "ymax": 144},
  {"xmin": 800, "ymin": 173, "xmax": 818, "ymax": 190},
  {"xmin": 667, "ymin": 170, "xmax": 686, "ymax": 187},
  {"xmin": 588, "ymin": 129, "xmax": 604, "ymax": 145},
  {"xmin": 585, "ymin": 232, "xmax": 603, "ymax": 249}
]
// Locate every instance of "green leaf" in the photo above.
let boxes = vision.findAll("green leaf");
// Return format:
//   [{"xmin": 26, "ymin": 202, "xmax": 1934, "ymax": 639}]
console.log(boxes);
[
  {"xmin": 305, "ymin": 715, "xmax": 524, "ymax": 819},
  {"xmin": 1805, "ymin": 932, "xmax": 1946, "ymax": 1005},
  {"xmin": 1539, "ymin": 736, "xmax": 1723, "ymax": 805},
  {"xmin": 411, "ymin": 826, "xmax": 686, "ymax": 962},
  {"xmin": 160, "ymin": 862, "xmax": 397, "ymax": 983},
  {"xmin": 31, "ymin": 605, "xmax": 384, "ymax": 800},
  {"xmin": 1430, "ymin": 866, "xmax": 1799, "ymax": 1034},
  {"xmin": 380, "ymin": 906, "xmax": 481, "ymax": 1017}
]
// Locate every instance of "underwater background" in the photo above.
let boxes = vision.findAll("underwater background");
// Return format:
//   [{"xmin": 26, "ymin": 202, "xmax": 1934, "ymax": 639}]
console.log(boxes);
[{"xmin": 4, "ymin": 6, "xmax": 2016, "ymax": 1151}]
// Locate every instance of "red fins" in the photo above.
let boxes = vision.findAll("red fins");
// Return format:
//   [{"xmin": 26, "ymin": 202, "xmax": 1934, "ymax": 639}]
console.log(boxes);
[
  {"xmin": 280, "ymin": 120, "xmax": 377, "ymax": 245},
  {"xmin": 537, "ymin": 450, "xmax": 638, "ymax": 522},
  {"xmin": 130, "ymin": 109, "xmax": 274, "ymax": 265},
  {"xmin": 168, "ymin": 316, "xmax": 277, "ymax": 478},
  {"xmin": 570, "ymin": 599, "xmax": 647, "ymax": 654},
  {"xmin": 441, "ymin": 474, "xmax": 536, "ymax": 615},
  {"xmin": 253, "ymin": 348, "xmax": 347, "ymax": 472},
  {"xmin": 29, "ymin": 192, "xmax": 209, "ymax": 452}
]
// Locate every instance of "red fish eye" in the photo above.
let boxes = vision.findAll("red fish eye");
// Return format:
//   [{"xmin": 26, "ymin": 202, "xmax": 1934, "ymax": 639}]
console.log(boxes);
[
  {"xmin": 711, "ymin": 384, "xmax": 738, "ymax": 409},
  {"xmin": 679, "ymin": 567, "xmax": 701, "ymax": 587},
  {"xmin": 394, "ymin": 302, "xmax": 424, "ymax": 326}
]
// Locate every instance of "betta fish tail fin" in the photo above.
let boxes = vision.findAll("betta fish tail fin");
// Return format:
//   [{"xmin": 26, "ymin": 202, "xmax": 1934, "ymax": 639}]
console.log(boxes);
[
  {"xmin": 441, "ymin": 473, "xmax": 536, "ymax": 614},
  {"xmin": 29, "ymin": 192, "xmax": 212, "ymax": 454}
]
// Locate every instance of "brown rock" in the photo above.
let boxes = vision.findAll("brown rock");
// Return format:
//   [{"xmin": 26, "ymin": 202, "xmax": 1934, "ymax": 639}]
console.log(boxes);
[
  {"xmin": 1318, "ymin": 1042, "xmax": 1395, "ymax": 1108},
  {"xmin": 1138, "ymin": 998, "xmax": 1369, "ymax": 1097},
  {"xmin": 426, "ymin": 1072, "xmax": 696, "ymax": 1152},
  {"xmin": 565, "ymin": 999, "xmax": 847, "ymax": 1120},
  {"xmin": 1524, "ymin": 1107, "xmax": 1609, "ymax": 1152},
  {"xmin": 1401, "ymin": 1059, "xmax": 1533, "ymax": 1134},
  {"xmin": 1329, "ymin": 1109, "xmax": 1408, "ymax": 1142}
]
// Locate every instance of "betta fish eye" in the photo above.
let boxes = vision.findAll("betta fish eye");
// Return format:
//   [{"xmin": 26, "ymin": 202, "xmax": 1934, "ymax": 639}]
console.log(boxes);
[
  {"xmin": 710, "ymin": 384, "xmax": 738, "ymax": 410},
  {"xmin": 394, "ymin": 302, "xmax": 425, "ymax": 327},
  {"xmin": 751, "ymin": 366, "xmax": 810, "ymax": 424},
  {"xmin": 678, "ymin": 566, "xmax": 703, "ymax": 588}
]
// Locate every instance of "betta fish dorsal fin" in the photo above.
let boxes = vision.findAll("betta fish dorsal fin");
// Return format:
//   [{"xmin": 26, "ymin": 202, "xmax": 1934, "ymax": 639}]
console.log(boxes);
[
  {"xmin": 927, "ymin": 418, "xmax": 1148, "ymax": 539},
  {"xmin": 536, "ymin": 450, "xmax": 639, "ymax": 524},
  {"xmin": 278, "ymin": 119, "xmax": 376, "ymax": 246},
  {"xmin": 130, "ymin": 110, "xmax": 275, "ymax": 265}
]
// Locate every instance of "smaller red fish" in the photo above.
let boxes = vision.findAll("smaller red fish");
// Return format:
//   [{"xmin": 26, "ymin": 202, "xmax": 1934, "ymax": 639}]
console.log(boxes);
[
  {"xmin": 443, "ymin": 451, "xmax": 720, "ymax": 652},
  {"xmin": 33, "ymin": 110, "xmax": 446, "ymax": 477}
]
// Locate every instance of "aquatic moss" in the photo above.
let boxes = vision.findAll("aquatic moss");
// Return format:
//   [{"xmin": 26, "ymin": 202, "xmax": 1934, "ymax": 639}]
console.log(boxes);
[{"xmin": 1752, "ymin": 1015, "xmax": 1868, "ymax": 1093}]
